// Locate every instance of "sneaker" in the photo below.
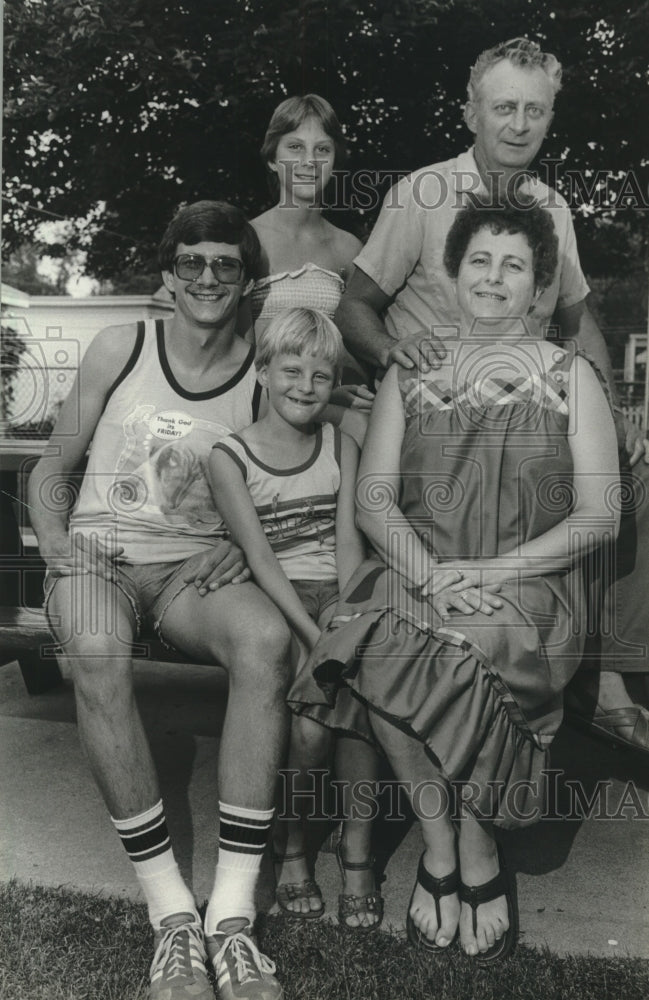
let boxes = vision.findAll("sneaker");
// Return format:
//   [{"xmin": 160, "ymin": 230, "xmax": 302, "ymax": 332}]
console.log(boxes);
[
  {"xmin": 206, "ymin": 917, "xmax": 283, "ymax": 1000},
  {"xmin": 149, "ymin": 912, "xmax": 214, "ymax": 1000}
]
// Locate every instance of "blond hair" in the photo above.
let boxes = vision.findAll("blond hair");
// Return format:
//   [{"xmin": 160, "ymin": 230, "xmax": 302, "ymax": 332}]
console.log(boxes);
[{"xmin": 255, "ymin": 307, "xmax": 344, "ymax": 380}]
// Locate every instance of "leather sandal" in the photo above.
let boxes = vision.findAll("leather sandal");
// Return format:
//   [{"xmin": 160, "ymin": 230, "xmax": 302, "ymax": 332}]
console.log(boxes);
[
  {"xmin": 459, "ymin": 844, "xmax": 518, "ymax": 964},
  {"xmin": 273, "ymin": 850, "xmax": 324, "ymax": 920},
  {"xmin": 406, "ymin": 852, "xmax": 459, "ymax": 953},
  {"xmin": 336, "ymin": 842, "xmax": 384, "ymax": 933}
]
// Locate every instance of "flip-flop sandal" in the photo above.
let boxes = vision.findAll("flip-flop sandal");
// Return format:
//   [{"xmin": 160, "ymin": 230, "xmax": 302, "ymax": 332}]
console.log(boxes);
[
  {"xmin": 459, "ymin": 844, "xmax": 518, "ymax": 964},
  {"xmin": 274, "ymin": 850, "xmax": 324, "ymax": 920},
  {"xmin": 406, "ymin": 852, "xmax": 460, "ymax": 953}
]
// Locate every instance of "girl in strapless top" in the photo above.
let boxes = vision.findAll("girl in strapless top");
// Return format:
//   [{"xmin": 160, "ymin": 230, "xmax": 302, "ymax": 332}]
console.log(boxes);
[{"xmin": 242, "ymin": 95, "xmax": 373, "ymax": 404}]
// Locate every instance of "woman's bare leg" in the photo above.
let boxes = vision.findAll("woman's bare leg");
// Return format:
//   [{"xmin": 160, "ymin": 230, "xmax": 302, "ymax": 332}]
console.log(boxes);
[
  {"xmin": 457, "ymin": 811, "xmax": 509, "ymax": 955},
  {"xmin": 370, "ymin": 714, "xmax": 460, "ymax": 947}
]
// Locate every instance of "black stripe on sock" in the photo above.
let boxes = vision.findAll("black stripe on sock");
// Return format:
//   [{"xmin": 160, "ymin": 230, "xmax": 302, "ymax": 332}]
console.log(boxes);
[
  {"xmin": 119, "ymin": 818, "xmax": 170, "ymax": 858},
  {"xmin": 218, "ymin": 841, "xmax": 266, "ymax": 855},
  {"xmin": 130, "ymin": 840, "xmax": 172, "ymax": 863},
  {"xmin": 219, "ymin": 811, "xmax": 272, "ymax": 829},
  {"xmin": 219, "ymin": 820, "xmax": 270, "ymax": 848},
  {"xmin": 118, "ymin": 812, "xmax": 166, "ymax": 838}
]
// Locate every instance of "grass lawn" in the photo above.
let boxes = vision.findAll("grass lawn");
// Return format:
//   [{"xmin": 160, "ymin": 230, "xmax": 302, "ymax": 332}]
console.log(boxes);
[{"xmin": 1, "ymin": 880, "xmax": 648, "ymax": 1000}]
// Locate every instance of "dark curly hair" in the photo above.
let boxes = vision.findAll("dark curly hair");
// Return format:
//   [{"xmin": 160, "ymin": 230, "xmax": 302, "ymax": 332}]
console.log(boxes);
[
  {"xmin": 158, "ymin": 200, "xmax": 261, "ymax": 280},
  {"xmin": 443, "ymin": 195, "xmax": 559, "ymax": 292}
]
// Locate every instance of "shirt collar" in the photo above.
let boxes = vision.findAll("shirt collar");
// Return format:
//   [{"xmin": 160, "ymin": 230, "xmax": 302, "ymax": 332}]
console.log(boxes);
[{"xmin": 453, "ymin": 147, "xmax": 539, "ymax": 198}]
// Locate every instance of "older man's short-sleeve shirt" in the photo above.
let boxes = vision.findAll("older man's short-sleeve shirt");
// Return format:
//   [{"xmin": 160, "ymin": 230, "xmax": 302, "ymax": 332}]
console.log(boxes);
[{"xmin": 354, "ymin": 148, "xmax": 589, "ymax": 341}]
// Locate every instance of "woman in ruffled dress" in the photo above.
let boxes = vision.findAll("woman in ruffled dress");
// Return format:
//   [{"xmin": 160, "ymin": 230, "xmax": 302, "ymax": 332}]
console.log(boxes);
[{"xmin": 292, "ymin": 197, "xmax": 620, "ymax": 961}]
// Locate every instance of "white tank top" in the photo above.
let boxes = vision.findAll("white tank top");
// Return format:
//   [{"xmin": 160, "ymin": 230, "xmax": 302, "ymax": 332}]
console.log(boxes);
[
  {"xmin": 71, "ymin": 319, "xmax": 261, "ymax": 563},
  {"xmin": 214, "ymin": 422, "xmax": 340, "ymax": 581}
]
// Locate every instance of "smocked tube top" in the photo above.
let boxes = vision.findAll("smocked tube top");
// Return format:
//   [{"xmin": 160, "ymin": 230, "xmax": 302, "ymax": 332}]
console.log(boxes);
[{"xmin": 250, "ymin": 263, "xmax": 345, "ymax": 325}]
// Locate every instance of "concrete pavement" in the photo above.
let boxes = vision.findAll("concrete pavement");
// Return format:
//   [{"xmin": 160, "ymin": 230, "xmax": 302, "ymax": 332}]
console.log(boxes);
[{"xmin": 1, "ymin": 656, "xmax": 648, "ymax": 958}]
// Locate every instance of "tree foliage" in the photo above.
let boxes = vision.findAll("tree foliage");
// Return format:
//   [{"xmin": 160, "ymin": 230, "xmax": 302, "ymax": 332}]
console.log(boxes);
[
  {"xmin": 3, "ymin": 0, "xmax": 648, "ymax": 281},
  {"xmin": 0, "ymin": 317, "xmax": 28, "ymax": 425}
]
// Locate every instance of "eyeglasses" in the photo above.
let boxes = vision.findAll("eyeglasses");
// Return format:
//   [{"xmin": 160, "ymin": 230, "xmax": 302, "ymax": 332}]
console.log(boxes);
[{"xmin": 173, "ymin": 254, "xmax": 244, "ymax": 283}]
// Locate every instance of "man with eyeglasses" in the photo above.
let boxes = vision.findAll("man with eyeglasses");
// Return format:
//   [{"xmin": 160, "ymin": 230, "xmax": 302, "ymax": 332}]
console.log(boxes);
[{"xmin": 28, "ymin": 201, "xmax": 288, "ymax": 1000}]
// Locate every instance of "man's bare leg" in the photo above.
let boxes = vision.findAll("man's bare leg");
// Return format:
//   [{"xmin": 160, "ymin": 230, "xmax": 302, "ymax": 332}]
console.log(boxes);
[
  {"xmin": 48, "ymin": 573, "xmax": 197, "ymax": 927},
  {"xmin": 161, "ymin": 580, "xmax": 292, "ymax": 931},
  {"xmin": 162, "ymin": 580, "xmax": 291, "ymax": 810},
  {"xmin": 50, "ymin": 573, "xmax": 159, "ymax": 815}
]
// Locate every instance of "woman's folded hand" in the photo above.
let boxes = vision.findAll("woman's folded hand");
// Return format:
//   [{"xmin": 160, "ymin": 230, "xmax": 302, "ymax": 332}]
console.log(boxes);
[{"xmin": 421, "ymin": 564, "xmax": 505, "ymax": 618}]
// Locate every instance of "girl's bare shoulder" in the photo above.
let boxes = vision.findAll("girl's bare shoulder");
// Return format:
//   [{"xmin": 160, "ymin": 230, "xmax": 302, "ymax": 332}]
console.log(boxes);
[{"xmin": 327, "ymin": 220, "xmax": 362, "ymax": 260}]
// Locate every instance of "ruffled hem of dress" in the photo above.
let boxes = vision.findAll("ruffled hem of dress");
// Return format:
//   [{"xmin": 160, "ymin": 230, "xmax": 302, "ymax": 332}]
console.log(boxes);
[{"xmin": 295, "ymin": 607, "xmax": 553, "ymax": 829}]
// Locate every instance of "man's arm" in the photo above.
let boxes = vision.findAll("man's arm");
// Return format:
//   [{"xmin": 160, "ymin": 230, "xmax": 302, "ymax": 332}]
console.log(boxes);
[
  {"xmin": 556, "ymin": 296, "xmax": 648, "ymax": 465},
  {"xmin": 335, "ymin": 267, "xmax": 394, "ymax": 370},
  {"xmin": 335, "ymin": 268, "xmax": 442, "ymax": 375},
  {"xmin": 27, "ymin": 325, "xmax": 139, "ymax": 574}
]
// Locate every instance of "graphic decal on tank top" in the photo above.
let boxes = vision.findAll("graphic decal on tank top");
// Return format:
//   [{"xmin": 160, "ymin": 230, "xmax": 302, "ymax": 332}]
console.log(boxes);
[
  {"xmin": 112, "ymin": 404, "xmax": 229, "ymax": 527},
  {"xmin": 260, "ymin": 491, "xmax": 336, "ymax": 551}
]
